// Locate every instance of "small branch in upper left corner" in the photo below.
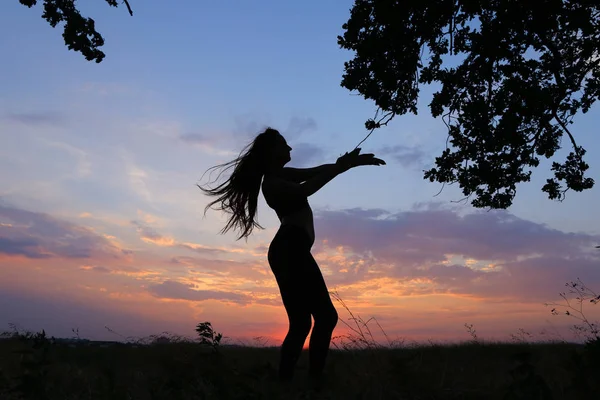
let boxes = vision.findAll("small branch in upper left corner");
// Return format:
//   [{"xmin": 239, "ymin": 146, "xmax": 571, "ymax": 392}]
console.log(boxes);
[{"xmin": 123, "ymin": 0, "xmax": 133, "ymax": 16}]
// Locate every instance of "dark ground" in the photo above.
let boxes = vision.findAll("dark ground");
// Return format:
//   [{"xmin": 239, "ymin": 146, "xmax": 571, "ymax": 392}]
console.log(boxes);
[{"xmin": 1, "ymin": 331, "xmax": 599, "ymax": 400}]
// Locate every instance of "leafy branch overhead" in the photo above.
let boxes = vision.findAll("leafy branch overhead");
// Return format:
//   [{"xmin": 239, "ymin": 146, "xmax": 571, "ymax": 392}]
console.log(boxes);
[
  {"xmin": 18, "ymin": 0, "xmax": 133, "ymax": 63},
  {"xmin": 339, "ymin": 0, "xmax": 599, "ymax": 209}
]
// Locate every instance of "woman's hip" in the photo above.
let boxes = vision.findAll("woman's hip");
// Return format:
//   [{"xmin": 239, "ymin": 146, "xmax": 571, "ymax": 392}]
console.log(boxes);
[
  {"xmin": 270, "ymin": 224, "xmax": 312, "ymax": 252},
  {"xmin": 268, "ymin": 225, "xmax": 314, "ymax": 274}
]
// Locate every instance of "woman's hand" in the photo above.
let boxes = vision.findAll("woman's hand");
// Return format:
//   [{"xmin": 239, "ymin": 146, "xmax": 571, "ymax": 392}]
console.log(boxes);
[
  {"xmin": 336, "ymin": 148, "xmax": 362, "ymax": 172},
  {"xmin": 336, "ymin": 148, "xmax": 386, "ymax": 172},
  {"xmin": 355, "ymin": 153, "xmax": 386, "ymax": 167}
]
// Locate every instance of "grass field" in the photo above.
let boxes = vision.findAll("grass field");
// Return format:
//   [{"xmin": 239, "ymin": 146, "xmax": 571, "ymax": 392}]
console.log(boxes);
[
  {"xmin": 1, "ymin": 325, "xmax": 599, "ymax": 400},
  {"xmin": 1, "ymin": 281, "xmax": 598, "ymax": 399}
]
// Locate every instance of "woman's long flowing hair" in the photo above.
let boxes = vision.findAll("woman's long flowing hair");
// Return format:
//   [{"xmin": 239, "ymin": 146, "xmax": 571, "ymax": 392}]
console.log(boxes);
[{"xmin": 197, "ymin": 128, "xmax": 279, "ymax": 241}]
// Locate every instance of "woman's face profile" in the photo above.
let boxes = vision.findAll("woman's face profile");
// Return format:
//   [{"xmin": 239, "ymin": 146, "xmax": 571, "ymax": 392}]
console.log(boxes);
[{"xmin": 270, "ymin": 133, "xmax": 292, "ymax": 167}]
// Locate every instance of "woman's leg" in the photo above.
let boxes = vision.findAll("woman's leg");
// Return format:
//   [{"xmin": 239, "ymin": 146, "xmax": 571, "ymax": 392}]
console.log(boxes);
[
  {"xmin": 268, "ymin": 226, "xmax": 313, "ymax": 381},
  {"xmin": 305, "ymin": 252, "xmax": 338, "ymax": 380},
  {"xmin": 268, "ymin": 226, "xmax": 338, "ymax": 381},
  {"xmin": 278, "ymin": 292, "xmax": 312, "ymax": 380}
]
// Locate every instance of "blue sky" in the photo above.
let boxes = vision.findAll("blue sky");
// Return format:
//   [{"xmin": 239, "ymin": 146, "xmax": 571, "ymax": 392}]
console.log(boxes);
[{"xmin": 0, "ymin": 0, "xmax": 599, "ymax": 343}]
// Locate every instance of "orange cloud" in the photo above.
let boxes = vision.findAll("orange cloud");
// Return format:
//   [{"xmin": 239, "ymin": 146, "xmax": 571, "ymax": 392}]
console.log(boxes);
[
  {"xmin": 142, "ymin": 236, "xmax": 176, "ymax": 246},
  {"xmin": 2, "ymin": 203, "xmax": 599, "ymax": 345}
]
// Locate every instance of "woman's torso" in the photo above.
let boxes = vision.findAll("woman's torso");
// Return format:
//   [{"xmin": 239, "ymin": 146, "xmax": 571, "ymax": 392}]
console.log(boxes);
[
  {"xmin": 279, "ymin": 207, "xmax": 315, "ymax": 246},
  {"xmin": 261, "ymin": 175, "xmax": 315, "ymax": 247}
]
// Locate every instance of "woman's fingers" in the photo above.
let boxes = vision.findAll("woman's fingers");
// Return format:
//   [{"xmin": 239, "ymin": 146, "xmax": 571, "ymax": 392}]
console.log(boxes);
[
  {"xmin": 361, "ymin": 154, "xmax": 385, "ymax": 165},
  {"xmin": 351, "ymin": 153, "xmax": 385, "ymax": 166},
  {"xmin": 358, "ymin": 153, "xmax": 375, "ymax": 162},
  {"xmin": 349, "ymin": 148, "xmax": 362, "ymax": 158}
]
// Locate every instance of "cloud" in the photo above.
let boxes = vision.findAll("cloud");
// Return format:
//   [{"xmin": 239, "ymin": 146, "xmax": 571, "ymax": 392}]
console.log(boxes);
[
  {"xmin": 126, "ymin": 164, "xmax": 152, "ymax": 203},
  {"xmin": 287, "ymin": 142, "xmax": 326, "ymax": 167},
  {"xmin": 314, "ymin": 207, "xmax": 599, "ymax": 265},
  {"xmin": 131, "ymin": 220, "xmax": 230, "ymax": 256},
  {"xmin": 79, "ymin": 265, "xmax": 112, "ymax": 273},
  {"xmin": 284, "ymin": 117, "xmax": 317, "ymax": 140},
  {"xmin": 147, "ymin": 280, "xmax": 251, "ymax": 304},
  {"xmin": 178, "ymin": 115, "xmax": 319, "ymax": 159},
  {"xmin": 396, "ymin": 255, "xmax": 600, "ymax": 301},
  {"xmin": 177, "ymin": 132, "xmax": 241, "ymax": 157},
  {"xmin": 121, "ymin": 155, "xmax": 153, "ymax": 204},
  {"xmin": 311, "ymin": 205, "xmax": 600, "ymax": 301},
  {"xmin": 3, "ymin": 112, "xmax": 66, "ymax": 127},
  {"xmin": 0, "ymin": 287, "xmax": 192, "ymax": 342},
  {"xmin": 40, "ymin": 140, "xmax": 92, "ymax": 178},
  {"xmin": 377, "ymin": 144, "xmax": 428, "ymax": 168},
  {"xmin": 178, "ymin": 133, "xmax": 213, "ymax": 145},
  {"xmin": 131, "ymin": 220, "xmax": 174, "ymax": 246},
  {"xmin": 232, "ymin": 114, "xmax": 269, "ymax": 140},
  {"xmin": 492, "ymin": 256, "xmax": 600, "ymax": 299},
  {"xmin": 0, "ymin": 203, "xmax": 124, "ymax": 260},
  {"xmin": 0, "ymin": 236, "xmax": 51, "ymax": 259},
  {"xmin": 232, "ymin": 115, "xmax": 317, "ymax": 142},
  {"xmin": 168, "ymin": 255, "xmax": 268, "ymax": 280},
  {"xmin": 177, "ymin": 242, "xmax": 231, "ymax": 255}
]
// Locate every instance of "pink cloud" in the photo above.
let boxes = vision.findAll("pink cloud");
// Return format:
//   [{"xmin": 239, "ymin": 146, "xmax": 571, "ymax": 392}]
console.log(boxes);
[
  {"xmin": 314, "ymin": 207, "xmax": 598, "ymax": 265},
  {"xmin": 2, "ymin": 201, "xmax": 598, "ymax": 344},
  {"xmin": 311, "ymin": 206, "xmax": 600, "ymax": 301},
  {"xmin": 147, "ymin": 280, "xmax": 252, "ymax": 304},
  {"xmin": 79, "ymin": 265, "xmax": 112, "ymax": 273},
  {"xmin": 0, "ymin": 203, "xmax": 126, "ymax": 261},
  {"xmin": 131, "ymin": 220, "xmax": 230, "ymax": 256}
]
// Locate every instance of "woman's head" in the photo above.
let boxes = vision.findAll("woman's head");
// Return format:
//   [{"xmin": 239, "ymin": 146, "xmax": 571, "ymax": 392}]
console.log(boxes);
[
  {"xmin": 250, "ymin": 127, "xmax": 292, "ymax": 172},
  {"xmin": 197, "ymin": 127, "xmax": 291, "ymax": 240}
]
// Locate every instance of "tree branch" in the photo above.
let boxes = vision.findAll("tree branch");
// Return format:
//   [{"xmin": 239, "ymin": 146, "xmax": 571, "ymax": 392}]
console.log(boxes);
[
  {"xmin": 123, "ymin": 0, "xmax": 133, "ymax": 16},
  {"xmin": 353, "ymin": 110, "xmax": 394, "ymax": 149},
  {"xmin": 553, "ymin": 110, "xmax": 580, "ymax": 157},
  {"xmin": 539, "ymin": 34, "xmax": 565, "ymax": 89},
  {"xmin": 537, "ymin": 33, "xmax": 585, "ymax": 158}
]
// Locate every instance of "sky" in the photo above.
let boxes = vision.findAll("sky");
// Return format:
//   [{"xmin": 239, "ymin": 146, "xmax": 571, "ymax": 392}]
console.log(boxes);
[{"xmin": 1, "ymin": 0, "xmax": 599, "ymax": 346}]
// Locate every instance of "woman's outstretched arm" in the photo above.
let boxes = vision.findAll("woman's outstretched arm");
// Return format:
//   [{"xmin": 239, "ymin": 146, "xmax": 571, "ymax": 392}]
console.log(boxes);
[
  {"xmin": 280, "ymin": 164, "xmax": 339, "ymax": 183},
  {"xmin": 264, "ymin": 149, "xmax": 385, "ymax": 199},
  {"xmin": 280, "ymin": 149, "xmax": 385, "ymax": 183}
]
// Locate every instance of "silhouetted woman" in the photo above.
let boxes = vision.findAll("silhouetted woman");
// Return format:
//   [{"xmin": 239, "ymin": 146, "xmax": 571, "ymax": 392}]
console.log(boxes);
[{"xmin": 198, "ymin": 128, "xmax": 385, "ymax": 384}]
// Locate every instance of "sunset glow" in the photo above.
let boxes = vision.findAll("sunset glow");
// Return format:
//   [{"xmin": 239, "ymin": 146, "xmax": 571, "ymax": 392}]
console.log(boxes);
[{"xmin": 1, "ymin": 0, "xmax": 599, "ymax": 347}]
